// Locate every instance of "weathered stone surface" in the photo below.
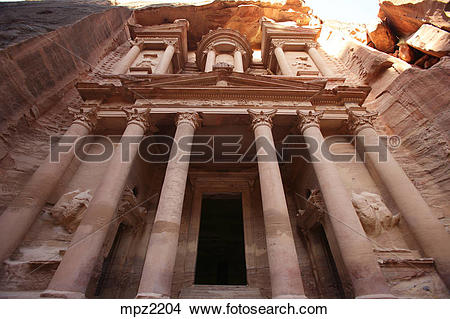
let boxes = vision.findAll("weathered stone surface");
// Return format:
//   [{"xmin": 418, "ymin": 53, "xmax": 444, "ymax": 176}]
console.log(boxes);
[
  {"xmin": 366, "ymin": 57, "xmax": 450, "ymax": 222},
  {"xmin": 367, "ymin": 18, "xmax": 397, "ymax": 53},
  {"xmin": 379, "ymin": 0, "xmax": 450, "ymax": 37},
  {"xmin": 50, "ymin": 190, "xmax": 92, "ymax": 234},
  {"xmin": 0, "ymin": 6, "xmax": 130, "ymax": 134},
  {"xmin": 0, "ymin": 0, "xmax": 114, "ymax": 49},
  {"xmin": 398, "ymin": 42, "xmax": 416, "ymax": 62},
  {"xmin": 132, "ymin": 0, "xmax": 313, "ymax": 49},
  {"xmin": 351, "ymin": 192, "xmax": 400, "ymax": 236},
  {"xmin": 406, "ymin": 23, "xmax": 450, "ymax": 57}
]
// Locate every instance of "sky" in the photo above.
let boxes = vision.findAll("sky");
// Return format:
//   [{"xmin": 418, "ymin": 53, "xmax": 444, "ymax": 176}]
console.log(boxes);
[{"xmin": 304, "ymin": 0, "xmax": 380, "ymax": 23}]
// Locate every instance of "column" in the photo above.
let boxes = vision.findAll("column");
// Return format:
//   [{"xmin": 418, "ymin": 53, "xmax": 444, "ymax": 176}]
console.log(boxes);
[
  {"xmin": 248, "ymin": 109, "xmax": 306, "ymax": 299},
  {"xmin": 0, "ymin": 108, "xmax": 97, "ymax": 263},
  {"xmin": 348, "ymin": 110, "xmax": 450, "ymax": 288},
  {"xmin": 233, "ymin": 48, "xmax": 244, "ymax": 73},
  {"xmin": 41, "ymin": 108, "xmax": 151, "ymax": 298},
  {"xmin": 154, "ymin": 40, "xmax": 177, "ymax": 75},
  {"xmin": 137, "ymin": 112, "xmax": 200, "ymax": 299},
  {"xmin": 112, "ymin": 40, "xmax": 143, "ymax": 75},
  {"xmin": 306, "ymin": 43, "xmax": 334, "ymax": 77},
  {"xmin": 297, "ymin": 111, "xmax": 393, "ymax": 298},
  {"xmin": 272, "ymin": 40, "xmax": 294, "ymax": 76},
  {"xmin": 204, "ymin": 47, "xmax": 216, "ymax": 72}
]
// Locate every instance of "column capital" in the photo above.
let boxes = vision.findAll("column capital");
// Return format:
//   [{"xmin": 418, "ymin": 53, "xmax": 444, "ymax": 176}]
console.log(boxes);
[
  {"xmin": 69, "ymin": 107, "xmax": 98, "ymax": 132},
  {"xmin": 296, "ymin": 110, "xmax": 323, "ymax": 133},
  {"xmin": 306, "ymin": 42, "xmax": 319, "ymax": 50},
  {"xmin": 122, "ymin": 107, "xmax": 152, "ymax": 132},
  {"xmin": 164, "ymin": 38, "xmax": 179, "ymax": 50},
  {"xmin": 129, "ymin": 39, "xmax": 145, "ymax": 50},
  {"xmin": 346, "ymin": 110, "xmax": 378, "ymax": 135},
  {"xmin": 248, "ymin": 109, "xmax": 277, "ymax": 130},
  {"xmin": 271, "ymin": 39, "xmax": 286, "ymax": 49},
  {"xmin": 175, "ymin": 112, "xmax": 201, "ymax": 130}
]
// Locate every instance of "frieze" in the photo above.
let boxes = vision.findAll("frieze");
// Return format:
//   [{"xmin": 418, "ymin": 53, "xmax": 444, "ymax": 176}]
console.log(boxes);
[{"xmin": 148, "ymin": 98, "xmax": 313, "ymax": 108}]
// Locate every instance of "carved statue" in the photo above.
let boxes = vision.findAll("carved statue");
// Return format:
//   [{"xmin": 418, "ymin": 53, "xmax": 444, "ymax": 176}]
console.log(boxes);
[
  {"xmin": 117, "ymin": 186, "xmax": 147, "ymax": 226},
  {"xmin": 50, "ymin": 189, "xmax": 92, "ymax": 233},
  {"xmin": 351, "ymin": 191, "xmax": 400, "ymax": 236}
]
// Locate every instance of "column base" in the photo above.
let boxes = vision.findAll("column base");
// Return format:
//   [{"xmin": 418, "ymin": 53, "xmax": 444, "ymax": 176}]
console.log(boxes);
[
  {"xmin": 355, "ymin": 294, "xmax": 397, "ymax": 299},
  {"xmin": 273, "ymin": 294, "xmax": 308, "ymax": 299},
  {"xmin": 135, "ymin": 292, "xmax": 170, "ymax": 299},
  {"xmin": 40, "ymin": 289, "xmax": 85, "ymax": 299}
]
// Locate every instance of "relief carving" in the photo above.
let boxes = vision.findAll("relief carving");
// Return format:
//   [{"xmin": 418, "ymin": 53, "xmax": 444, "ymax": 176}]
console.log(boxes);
[
  {"xmin": 50, "ymin": 190, "xmax": 93, "ymax": 233},
  {"xmin": 117, "ymin": 186, "xmax": 147, "ymax": 227},
  {"xmin": 297, "ymin": 189, "xmax": 326, "ymax": 232},
  {"xmin": 351, "ymin": 191, "xmax": 400, "ymax": 237}
]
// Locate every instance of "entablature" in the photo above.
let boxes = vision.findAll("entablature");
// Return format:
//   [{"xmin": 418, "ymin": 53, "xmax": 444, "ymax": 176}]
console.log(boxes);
[{"xmin": 76, "ymin": 71, "xmax": 369, "ymax": 109}]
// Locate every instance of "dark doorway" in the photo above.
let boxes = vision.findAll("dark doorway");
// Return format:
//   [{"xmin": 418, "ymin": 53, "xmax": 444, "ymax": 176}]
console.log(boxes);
[{"xmin": 194, "ymin": 193, "xmax": 247, "ymax": 285}]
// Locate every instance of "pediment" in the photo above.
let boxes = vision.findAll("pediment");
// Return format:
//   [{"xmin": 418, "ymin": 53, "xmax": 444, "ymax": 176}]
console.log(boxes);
[
  {"xmin": 124, "ymin": 71, "xmax": 326, "ymax": 91},
  {"xmin": 77, "ymin": 72, "xmax": 369, "ymax": 106}
]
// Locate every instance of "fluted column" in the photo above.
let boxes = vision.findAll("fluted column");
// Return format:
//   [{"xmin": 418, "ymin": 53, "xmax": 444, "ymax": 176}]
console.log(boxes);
[
  {"xmin": 297, "ymin": 111, "xmax": 393, "ymax": 298},
  {"xmin": 233, "ymin": 48, "xmax": 244, "ymax": 73},
  {"xmin": 306, "ymin": 43, "xmax": 334, "ymax": 77},
  {"xmin": 112, "ymin": 40, "xmax": 143, "ymax": 75},
  {"xmin": 137, "ymin": 112, "xmax": 200, "ymax": 299},
  {"xmin": 154, "ymin": 39, "xmax": 177, "ymax": 75},
  {"xmin": 272, "ymin": 40, "xmax": 294, "ymax": 76},
  {"xmin": 204, "ymin": 47, "xmax": 216, "ymax": 72},
  {"xmin": 0, "ymin": 108, "xmax": 97, "ymax": 263},
  {"xmin": 348, "ymin": 110, "xmax": 450, "ymax": 288},
  {"xmin": 248, "ymin": 109, "xmax": 306, "ymax": 299},
  {"xmin": 41, "ymin": 108, "xmax": 151, "ymax": 298}
]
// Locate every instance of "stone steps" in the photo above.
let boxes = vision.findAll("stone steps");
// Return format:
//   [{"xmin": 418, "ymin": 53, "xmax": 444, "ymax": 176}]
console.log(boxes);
[{"xmin": 179, "ymin": 285, "xmax": 264, "ymax": 299}]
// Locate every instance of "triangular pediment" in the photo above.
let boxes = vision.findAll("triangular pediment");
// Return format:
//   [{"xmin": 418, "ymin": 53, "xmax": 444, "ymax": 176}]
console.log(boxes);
[{"xmin": 124, "ymin": 71, "xmax": 326, "ymax": 91}]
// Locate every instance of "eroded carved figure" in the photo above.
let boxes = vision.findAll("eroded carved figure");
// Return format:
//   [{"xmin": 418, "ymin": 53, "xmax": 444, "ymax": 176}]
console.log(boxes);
[
  {"xmin": 50, "ymin": 190, "xmax": 93, "ymax": 233},
  {"xmin": 351, "ymin": 191, "xmax": 400, "ymax": 236}
]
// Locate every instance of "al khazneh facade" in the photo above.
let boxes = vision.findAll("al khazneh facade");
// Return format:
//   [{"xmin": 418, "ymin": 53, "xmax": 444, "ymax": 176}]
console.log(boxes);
[{"xmin": 0, "ymin": 15, "xmax": 449, "ymax": 299}]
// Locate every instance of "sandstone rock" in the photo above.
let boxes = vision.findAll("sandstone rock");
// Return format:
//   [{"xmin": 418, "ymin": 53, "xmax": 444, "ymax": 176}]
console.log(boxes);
[
  {"xmin": 0, "ymin": 6, "xmax": 130, "ymax": 134},
  {"xmin": 365, "ymin": 57, "xmax": 450, "ymax": 220},
  {"xmin": 132, "ymin": 0, "xmax": 312, "ymax": 49},
  {"xmin": 398, "ymin": 42, "xmax": 416, "ymax": 62},
  {"xmin": 367, "ymin": 18, "xmax": 397, "ymax": 53},
  {"xmin": 406, "ymin": 23, "xmax": 450, "ymax": 57},
  {"xmin": 379, "ymin": 0, "xmax": 450, "ymax": 37}
]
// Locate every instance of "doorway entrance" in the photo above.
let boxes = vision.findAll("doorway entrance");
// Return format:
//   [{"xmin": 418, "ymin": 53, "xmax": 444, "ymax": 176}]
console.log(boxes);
[{"xmin": 194, "ymin": 193, "xmax": 247, "ymax": 285}]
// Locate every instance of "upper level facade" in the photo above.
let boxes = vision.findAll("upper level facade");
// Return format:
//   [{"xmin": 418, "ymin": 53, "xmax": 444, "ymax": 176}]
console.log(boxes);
[{"xmin": 77, "ymin": 18, "xmax": 370, "ymax": 135}]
